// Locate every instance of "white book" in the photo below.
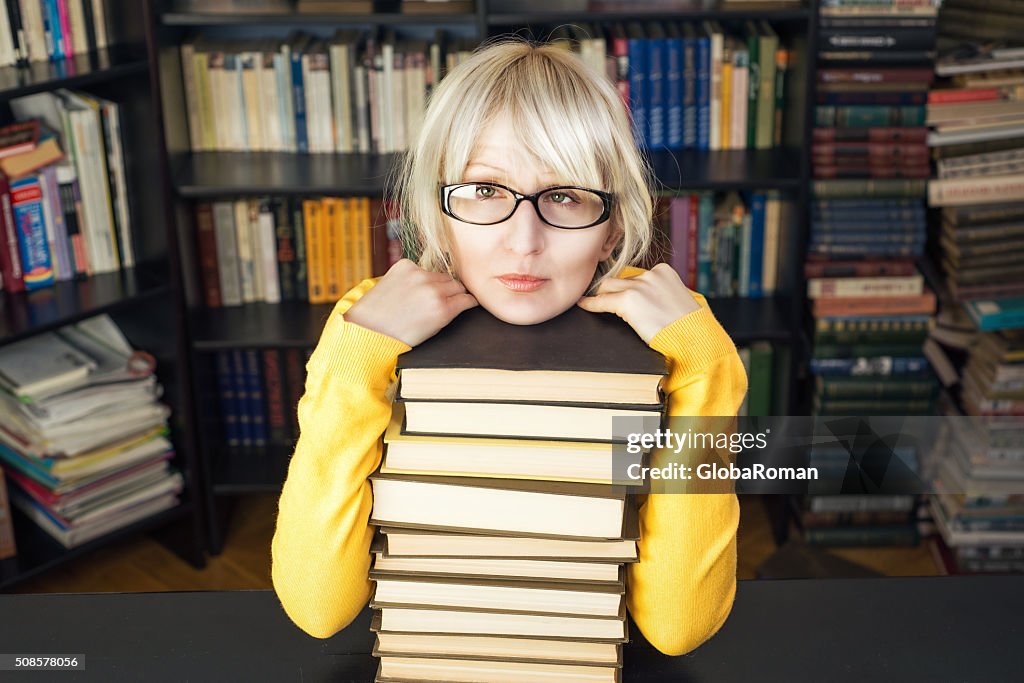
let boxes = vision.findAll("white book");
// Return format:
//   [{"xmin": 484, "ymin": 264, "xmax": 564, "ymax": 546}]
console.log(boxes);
[
  {"xmin": 381, "ymin": 36, "xmax": 394, "ymax": 153},
  {"xmin": 212, "ymin": 201, "xmax": 242, "ymax": 305},
  {"xmin": 179, "ymin": 40, "xmax": 203, "ymax": 151},
  {"xmin": 377, "ymin": 607, "xmax": 626, "ymax": 641},
  {"xmin": 330, "ymin": 36, "xmax": 353, "ymax": 152},
  {"xmin": 377, "ymin": 655, "xmax": 619, "ymax": 683},
  {"xmin": 19, "ymin": 0, "xmax": 47, "ymax": 63},
  {"xmin": 703, "ymin": 21, "xmax": 722, "ymax": 151},
  {"xmin": 392, "ymin": 42, "xmax": 406, "ymax": 153},
  {"xmin": 240, "ymin": 49, "xmax": 265, "ymax": 151},
  {"xmin": 91, "ymin": 0, "xmax": 108, "ymax": 50},
  {"xmin": 0, "ymin": 333, "xmax": 97, "ymax": 400},
  {"xmin": 68, "ymin": 0, "xmax": 88, "ymax": 55},
  {"xmin": 354, "ymin": 62, "xmax": 369, "ymax": 153},
  {"xmin": 97, "ymin": 98, "xmax": 134, "ymax": 268},
  {"xmin": 259, "ymin": 45, "xmax": 282, "ymax": 151},
  {"xmin": 234, "ymin": 201, "xmax": 256, "ymax": 302},
  {"xmin": 761, "ymin": 192, "xmax": 780, "ymax": 295},
  {"xmin": 247, "ymin": 200, "xmax": 265, "ymax": 302},
  {"xmin": 258, "ymin": 200, "xmax": 280, "ymax": 303},
  {"xmin": 276, "ymin": 44, "xmax": 296, "ymax": 152},
  {"xmin": 0, "ymin": 6, "xmax": 16, "ymax": 66}
]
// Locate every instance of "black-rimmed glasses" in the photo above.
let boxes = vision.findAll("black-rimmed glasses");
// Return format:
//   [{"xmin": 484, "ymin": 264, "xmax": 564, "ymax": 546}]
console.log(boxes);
[{"xmin": 439, "ymin": 182, "xmax": 613, "ymax": 230}]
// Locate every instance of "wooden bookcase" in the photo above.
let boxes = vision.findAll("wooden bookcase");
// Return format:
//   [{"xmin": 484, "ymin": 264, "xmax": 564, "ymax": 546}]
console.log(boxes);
[
  {"xmin": 149, "ymin": 0, "xmax": 818, "ymax": 554},
  {"xmin": 0, "ymin": 1, "xmax": 207, "ymax": 590}
]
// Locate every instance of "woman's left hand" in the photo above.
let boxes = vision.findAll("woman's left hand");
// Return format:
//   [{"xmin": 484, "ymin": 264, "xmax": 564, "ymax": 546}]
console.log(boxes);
[{"xmin": 576, "ymin": 263, "xmax": 702, "ymax": 344}]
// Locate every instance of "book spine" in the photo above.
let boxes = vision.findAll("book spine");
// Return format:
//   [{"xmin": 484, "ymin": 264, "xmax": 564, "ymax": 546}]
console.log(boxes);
[
  {"xmin": 291, "ymin": 198, "xmax": 308, "ymax": 301},
  {"xmin": 258, "ymin": 198, "xmax": 280, "ymax": 304},
  {"xmin": 304, "ymin": 199, "xmax": 324, "ymax": 303},
  {"xmin": 748, "ymin": 192, "xmax": 765, "ymax": 298},
  {"xmin": 195, "ymin": 202, "xmax": 221, "ymax": 308},
  {"xmin": 647, "ymin": 29, "xmax": 664, "ymax": 149},
  {"xmin": 666, "ymin": 30, "xmax": 681, "ymax": 150},
  {"xmin": 231, "ymin": 349, "xmax": 251, "ymax": 448},
  {"xmin": 0, "ymin": 172, "xmax": 24, "ymax": 292},
  {"xmin": 628, "ymin": 32, "xmax": 647, "ymax": 149},
  {"xmin": 56, "ymin": 166, "xmax": 88, "ymax": 277},
  {"xmin": 274, "ymin": 197, "xmax": 296, "ymax": 301},
  {"xmin": 696, "ymin": 191, "xmax": 713, "ymax": 293},
  {"xmin": 215, "ymin": 351, "xmax": 239, "ymax": 448},
  {"xmin": 234, "ymin": 200, "xmax": 255, "ymax": 302},
  {"xmin": 57, "ymin": 0, "xmax": 71, "ymax": 58},
  {"xmin": 686, "ymin": 194, "xmax": 698, "ymax": 287},
  {"xmin": 11, "ymin": 176, "xmax": 53, "ymax": 290},
  {"xmin": 80, "ymin": 0, "xmax": 95, "ymax": 54},
  {"xmin": 696, "ymin": 31, "xmax": 710, "ymax": 151},
  {"xmin": 815, "ymin": 105, "xmax": 925, "ymax": 127},
  {"xmin": 929, "ymin": 174, "xmax": 1024, "ymax": 207},
  {"xmin": 246, "ymin": 199, "xmax": 264, "ymax": 302},
  {"xmin": 681, "ymin": 32, "xmax": 696, "ymax": 149},
  {"xmin": 261, "ymin": 348, "xmax": 286, "ymax": 444},
  {"xmin": 244, "ymin": 349, "xmax": 267, "ymax": 447},
  {"xmin": 290, "ymin": 41, "xmax": 308, "ymax": 153},
  {"xmin": 810, "ymin": 356, "xmax": 930, "ymax": 377},
  {"xmin": 283, "ymin": 347, "xmax": 303, "ymax": 441}
]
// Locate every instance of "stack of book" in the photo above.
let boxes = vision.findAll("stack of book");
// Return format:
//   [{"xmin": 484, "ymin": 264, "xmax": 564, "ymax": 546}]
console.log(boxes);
[
  {"xmin": 194, "ymin": 196, "xmax": 403, "ymax": 307},
  {"xmin": 0, "ymin": 314, "xmax": 182, "ymax": 549},
  {"xmin": 0, "ymin": 89, "xmax": 135, "ymax": 293},
  {"xmin": 928, "ymin": 411, "xmax": 1024, "ymax": 575},
  {"xmin": 926, "ymin": 4, "xmax": 1024, "ymax": 303},
  {"xmin": 213, "ymin": 347, "xmax": 312, "ymax": 449},
  {"xmin": 368, "ymin": 305, "xmax": 667, "ymax": 682},
  {"xmin": 657, "ymin": 190, "xmax": 788, "ymax": 299}
]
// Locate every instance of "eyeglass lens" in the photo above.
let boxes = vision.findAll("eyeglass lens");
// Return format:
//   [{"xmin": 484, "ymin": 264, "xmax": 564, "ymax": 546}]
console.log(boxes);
[{"xmin": 447, "ymin": 184, "xmax": 606, "ymax": 228}]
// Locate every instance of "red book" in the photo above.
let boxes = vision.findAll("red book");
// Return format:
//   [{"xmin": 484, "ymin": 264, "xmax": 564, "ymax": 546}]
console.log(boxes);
[
  {"xmin": 195, "ymin": 202, "xmax": 221, "ymax": 307},
  {"xmin": 262, "ymin": 349, "xmax": 287, "ymax": 444},
  {"xmin": 929, "ymin": 88, "xmax": 1001, "ymax": 105},
  {"xmin": 0, "ymin": 170, "xmax": 25, "ymax": 293},
  {"xmin": 804, "ymin": 259, "xmax": 917, "ymax": 279}
]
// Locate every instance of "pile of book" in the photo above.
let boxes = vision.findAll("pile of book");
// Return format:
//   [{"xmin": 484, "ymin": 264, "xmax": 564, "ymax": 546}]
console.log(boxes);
[
  {"xmin": 368, "ymin": 305, "xmax": 666, "ymax": 683},
  {"xmin": 0, "ymin": 88, "xmax": 135, "ymax": 294},
  {"xmin": 928, "ymin": 411, "xmax": 1024, "ymax": 575},
  {"xmin": 657, "ymin": 190, "xmax": 789, "ymax": 299},
  {"xmin": 213, "ymin": 347, "xmax": 311, "ymax": 449},
  {"xmin": 0, "ymin": 314, "xmax": 182, "ymax": 549},
  {"xmin": 195, "ymin": 196, "xmax": 402, "ymax": 307},
  {"xmin": 0, "ymin": 0, "xmax": 113, "ymax": 67}
]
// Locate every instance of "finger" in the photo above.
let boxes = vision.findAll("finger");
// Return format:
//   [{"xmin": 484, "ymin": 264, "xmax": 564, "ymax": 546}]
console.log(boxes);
[
  {"xmin": 434, "ymin": 278, "xmax": 469, "ymax": 297},
  {"xmin": 446, "ymin": 292, "xmax": 479, "ymax": 316},
  {"xmin": 595, "ymin": 277, "xmax": 633, "ymax": 295},
  {"xmin": 577, "ymin": 290, "xmax": 627, "ymax": 316}
]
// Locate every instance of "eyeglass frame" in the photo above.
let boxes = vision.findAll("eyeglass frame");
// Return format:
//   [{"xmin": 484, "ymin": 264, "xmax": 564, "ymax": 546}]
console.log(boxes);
[{"xmin": 438, "ymin": 182, "xmax": 614, "ymax": 230}]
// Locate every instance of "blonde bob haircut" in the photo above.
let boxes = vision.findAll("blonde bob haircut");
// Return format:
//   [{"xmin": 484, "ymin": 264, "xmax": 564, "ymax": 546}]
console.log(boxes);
[{"xmin": 387, "ymin": 34, "xmax": 658, "ymax": 294}]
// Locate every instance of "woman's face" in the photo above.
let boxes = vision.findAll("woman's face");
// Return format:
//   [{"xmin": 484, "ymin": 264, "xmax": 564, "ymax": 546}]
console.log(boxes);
[{"xmin": 446, "ymin": 116, "xmax": 619, "ymax": 325}]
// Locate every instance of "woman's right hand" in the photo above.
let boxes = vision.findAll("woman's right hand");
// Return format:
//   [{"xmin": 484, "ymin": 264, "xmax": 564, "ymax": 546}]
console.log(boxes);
[{"xmin": 341, "ymin": 259, "xmax": 479, "ymax": 347}]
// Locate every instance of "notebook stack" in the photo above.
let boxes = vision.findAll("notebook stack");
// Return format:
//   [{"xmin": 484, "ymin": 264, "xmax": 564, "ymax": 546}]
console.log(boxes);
[{"xmin": 368, "ymin": 305, "xmax": 668, "ymax": 683}]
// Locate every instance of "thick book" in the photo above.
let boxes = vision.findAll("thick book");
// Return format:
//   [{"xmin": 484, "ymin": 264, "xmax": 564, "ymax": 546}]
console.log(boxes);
[
  {"xmin": 372, "ymin": 631, "xmax": 621, "ymax": 667},
  {"xmin": 369, "ymin": 572, "xmax": 625, "ymax": 618},
  {"xmin": 371, "ymin": 551, "xmax": 624, "ymax": 586},
  {"xmin": 395, "ymin": 304, "xmax": 666, "ymax": 406},
  {"xmin": 375, "ymin": 654, "xmax": 620, "ymax": 683},
  {"xmin": 372, "ymin": 606, "xmax": 628, "ymax": 642},
  {"xmin": 369, "ymin": 472, "xmax": 633, "ymax": 541},
  {"xmin": 382, "ymin": 403, "xmax": 644, "ymax": 486},
  {"xmin": 378, "ymin": 523, "xmax": 638, "ymax": 563}
]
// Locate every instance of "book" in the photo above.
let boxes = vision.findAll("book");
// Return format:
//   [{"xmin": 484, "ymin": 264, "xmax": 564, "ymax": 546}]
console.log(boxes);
[
  {"xmin": 372, "ymin": 631, "xmax": 621, "ymax": 667},
  {"xmin": 0, "ymin": 331, "xmax": 97, "ymax": 400},
  {"xmin": 395, "ymin": 305, "xmax": 666, "ymax": 405},
  {"xmin": 375, "ymin": 654, "xmax": 620, "ymax": 683},
  {"xmin": 373, "ymin": 607, "xmax": 628, "ymax": 641},
  {"xmin": 378, "ymin": 526, "xmax": 638, "ymax": 563},
  {"xmin": 372, "ymin": 552, "xmax": 623, "ymax": 585},
  {"xmin": 369, "ymin": 472, "xmax": 633, "ymax": 540},
  {"xmin": 382, "ymin": 403, "xmax": 644, "ymax": 486}
]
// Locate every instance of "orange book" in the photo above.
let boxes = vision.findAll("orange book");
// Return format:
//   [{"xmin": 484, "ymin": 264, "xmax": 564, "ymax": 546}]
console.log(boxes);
[
  {"xmin": 323, "ymin": 197, "xmax": 341, "ymax": 301},
  {"xmin": 813, "ymin": 292, "xmax": 937, "ymax": 317},
  {"xmin": 339, "ymin": 197, "xmax": 355, "ymax": 293},
  {"xmin": 304, "ymin": 199, "xmax": 326, "ymax": 303}
]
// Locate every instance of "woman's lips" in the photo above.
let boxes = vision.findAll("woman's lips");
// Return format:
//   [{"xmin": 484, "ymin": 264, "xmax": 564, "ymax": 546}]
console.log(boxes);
[{"xmin": 497, "ymin": 275, "xmax": 548, "ymax": 292}]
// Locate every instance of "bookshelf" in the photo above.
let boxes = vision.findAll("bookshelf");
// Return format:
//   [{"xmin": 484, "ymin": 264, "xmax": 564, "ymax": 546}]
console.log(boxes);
[
  {"xmin": 150, "ymin": 0, "xmax": 818, "ymax": 553},
  {"xmin": 0, "ymin": 2, "xmax": 207, "ymax": 590}
]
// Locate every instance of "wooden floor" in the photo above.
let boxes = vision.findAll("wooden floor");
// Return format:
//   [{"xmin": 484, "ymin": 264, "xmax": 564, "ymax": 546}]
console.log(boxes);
[{"xmin": 11, "ymin": 495, "xmax": 939, "ymax": 594}]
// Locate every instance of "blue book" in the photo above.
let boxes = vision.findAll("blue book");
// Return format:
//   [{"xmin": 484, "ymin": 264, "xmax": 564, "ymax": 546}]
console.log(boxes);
[
  {"xmin": 680, "ymin": 23, "xmax": 697, "ymax": 149},
  {"xmin": 748, "ymin": 192, "xmax": 766, "ymax": 298},
  {"xmin": 231, "ymin": 350, "xmax": 252, "ymax": 447},
  {"xmin": 626, "ymin": 23, "xmax": 648, "ymax": 149},
  {"xmin": 964, "ymin": 298, "xmax": 1024, "ymax": 332},
  {"xmin": 289, "ymin": 34, "xmax": 311, "ymax": 153},
  {"xmin": 215, "ymin": 352, "xmax": 239, "ymax": 448},
  {"xmin": 810, "ymin": 356, "xmax": 930, "ymax": 377},
  {"xmin": 11, "ymin": 176, "xmax": 54, "ymax": 291},
  {"xmin": 696, "ymin": 192, "xmax": 714, "ymax": 294},
  {"xmin": 664, "ymin": 23, "xmax": 683, "ymax": 150},
  {"xmin": 810, "ymin": 232, "xmax": 926, "ymax": 245},
  {"xmin": 646, "ymin": 22, "xmax": 666, "ymax": 149},
  {"xmin": 245, "ymin": 349, "xmax": 268, "ymax": 447},
  {"xmin": 695, "ymin": 24, "xmax": 711, "ymax": 151},
  {"xmin": 42, "ymin": 0, "xmax": 64, "ymax": 61}
]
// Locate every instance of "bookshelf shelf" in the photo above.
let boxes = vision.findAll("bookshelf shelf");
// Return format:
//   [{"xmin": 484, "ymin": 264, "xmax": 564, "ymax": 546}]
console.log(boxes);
[
  {"xmin": 162, "ymin": 11, "xmax": 479, "ymax": 26},
  {"xmin": 0, "ymin": 500, "xmax": 196, "ymax": 591},
  {"xmin": 0, "ymin": 45, "xmax": 149, "ymax": 102},
  {"xmin": 188, "ymin": 295, "xmax": 793, "ymax": 350},
  {"xmin": 0, "ymin": 267, "xmax": 171, "ymax": 347},
  {"xmin": 650, "ymin": 147, "xmax": 803, "ymax": 191},
  {"xmin": 487, "ymin": 8, "xmax": 810, "ymax": 26},
  {"xmin": 211, "ymin": 445, "xmax": 293, "ymax": 495},
  {"xmin": 172, "ymin": 151, "xmax": 396, "ymax": 198},
  {"xmin": 190, "ymin": 301, "xmax": 336, "ymax": 351},
  {"xmin": 172, "ymin": 147, "xmax": 801, "ymax": 198}
]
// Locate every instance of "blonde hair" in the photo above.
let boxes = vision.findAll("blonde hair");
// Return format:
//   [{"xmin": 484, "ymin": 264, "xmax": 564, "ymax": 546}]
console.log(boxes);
[{"xmin": 387, "ymin": 35, "xmax": 657, "ymax": 293}]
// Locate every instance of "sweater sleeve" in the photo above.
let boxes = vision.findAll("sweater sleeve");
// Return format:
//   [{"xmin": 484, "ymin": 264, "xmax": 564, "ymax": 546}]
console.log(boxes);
[
  {"xmin": 624, "ymin": 293, "xmax": 749, "ymax": 656},
  {"xmin": 271, "ymin": 279, "xmax": 410, "ymax": 638}
]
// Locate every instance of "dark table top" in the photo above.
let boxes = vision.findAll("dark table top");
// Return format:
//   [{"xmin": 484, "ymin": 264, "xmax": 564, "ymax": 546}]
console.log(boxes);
[{"xmin": 0, "ymin": 576, "xmax": 1020, "ymax": 682}]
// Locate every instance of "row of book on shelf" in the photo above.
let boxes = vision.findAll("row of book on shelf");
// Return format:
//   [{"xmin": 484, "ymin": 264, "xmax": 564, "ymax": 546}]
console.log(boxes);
[
  {"xmin": 0, "ymin": 0, "xmax": 113, "ymax": 67},
  {"xmin": 178, "ymin": 18, "xmax": 792, "ymax": 155},
  {"xmin": 656, "ymin": 190, "xmax": 789, "ymax": 298},
  {"xmin": 0, "ymin": 313, "xmax": 181, "ymax": 552},
  {"xmin": 194, "ymin": 196, "xmax": 400, "ymax": 307},
  {"xmin": 797, "ymin": 0, "xmax": 942, "ymax": 550},
  {"xmin": 0, "ymin": 87, "xmax": 135, "ymax": 293}
]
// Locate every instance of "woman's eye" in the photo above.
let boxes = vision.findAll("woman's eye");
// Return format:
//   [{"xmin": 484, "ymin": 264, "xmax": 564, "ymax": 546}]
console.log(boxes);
[
  {"xmin": 547, "ymin": 191, "xmax": 577, "ymax": 204},
  {"xmin": 475, "ymin": 185, "xmax": 499, "ymax": 199}
]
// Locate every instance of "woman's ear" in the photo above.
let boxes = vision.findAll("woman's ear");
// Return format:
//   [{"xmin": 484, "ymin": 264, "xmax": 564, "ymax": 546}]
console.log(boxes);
[{"xmin": 599, "ymin": 226, "xmax": 623, "ymax": 260}]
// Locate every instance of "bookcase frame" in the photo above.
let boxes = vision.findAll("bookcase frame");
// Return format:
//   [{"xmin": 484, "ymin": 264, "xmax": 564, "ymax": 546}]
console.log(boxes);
[
  {"xmin": 0, "ymin": 1, "xmax": 207, "ymax": 591},
  {"xmin": 148, "ymin": 0, "xmax": 818, "ymax": 554}
]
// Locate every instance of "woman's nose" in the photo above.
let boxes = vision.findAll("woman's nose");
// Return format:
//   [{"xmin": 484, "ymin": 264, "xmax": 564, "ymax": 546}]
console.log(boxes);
[{"xmin": 502, "ymin": 199, "xmax": 546, "ymax": 255}]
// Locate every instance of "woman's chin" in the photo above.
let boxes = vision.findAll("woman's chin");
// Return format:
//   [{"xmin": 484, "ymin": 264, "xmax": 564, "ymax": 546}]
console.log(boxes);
[{"xmin": 475, "ymin": 292, "xmax": 576, "ymax": 326}]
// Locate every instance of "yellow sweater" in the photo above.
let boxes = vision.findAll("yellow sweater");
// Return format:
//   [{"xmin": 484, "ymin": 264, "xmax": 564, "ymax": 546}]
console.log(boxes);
[{"xmin": 271, "ymin": 266, "xmax": 749, "ymax": 655}]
